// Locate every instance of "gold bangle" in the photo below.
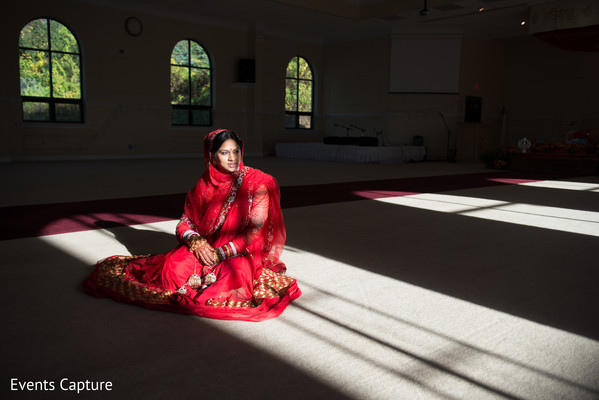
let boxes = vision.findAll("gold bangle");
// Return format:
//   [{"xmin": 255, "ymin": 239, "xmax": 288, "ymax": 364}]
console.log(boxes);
[
  {"xmin": 223, "ymin": 244, "xmax": 231, "ymax": 259},
  {"xmin": 213, "ymin": 249, "xmax": 223, "ymax": 264},
  {"xmin": 188, "ymin": 235, "xmax": 207, "ymax": 252}
]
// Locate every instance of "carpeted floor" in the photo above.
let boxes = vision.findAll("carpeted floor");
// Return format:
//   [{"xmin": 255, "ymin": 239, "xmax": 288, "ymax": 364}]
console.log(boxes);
[{"xmin": 1, "ymin": 157, "xmax": 598, "ymax": 399}]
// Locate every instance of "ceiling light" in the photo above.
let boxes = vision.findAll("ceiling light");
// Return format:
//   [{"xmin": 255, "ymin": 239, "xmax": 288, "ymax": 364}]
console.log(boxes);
[{"xmin": 479, "ymin": 7, "xmax": 485, "ymax": 12}]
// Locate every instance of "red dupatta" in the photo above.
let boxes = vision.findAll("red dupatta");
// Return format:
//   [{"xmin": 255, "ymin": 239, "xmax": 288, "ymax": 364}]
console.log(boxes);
[{"xmin": 183, "ymin": 129, "xmax": 287, "ymax": 273}]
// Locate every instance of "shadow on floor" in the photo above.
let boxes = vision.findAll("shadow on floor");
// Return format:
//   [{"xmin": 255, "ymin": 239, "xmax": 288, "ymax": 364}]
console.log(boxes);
[{"xmin": 1, "ymin": 235, "xmax": 351, "ymax": 400}]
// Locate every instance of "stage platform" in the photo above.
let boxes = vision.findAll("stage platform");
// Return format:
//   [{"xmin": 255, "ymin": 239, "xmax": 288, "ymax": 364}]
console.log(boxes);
[{"xmin": 275, "ymin": 142, "xmax": 426, "ymax": 163}]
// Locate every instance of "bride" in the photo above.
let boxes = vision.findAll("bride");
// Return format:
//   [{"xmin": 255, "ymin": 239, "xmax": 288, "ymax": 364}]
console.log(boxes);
[{"xmin": 83, "ymin": 129, "xmax": 301, "ymax": 321}]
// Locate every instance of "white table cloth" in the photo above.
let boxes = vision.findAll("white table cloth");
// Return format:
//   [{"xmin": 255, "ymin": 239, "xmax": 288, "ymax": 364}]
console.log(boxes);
[{"xmin": 275, "ymin": 143, "xmax": 426, "ymax": 163}]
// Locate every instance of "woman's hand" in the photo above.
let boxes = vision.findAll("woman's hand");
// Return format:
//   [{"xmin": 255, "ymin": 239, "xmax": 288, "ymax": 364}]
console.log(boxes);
[{"xmin": 193, "ymin": 242, "xmax": 218, "ymax": 266}]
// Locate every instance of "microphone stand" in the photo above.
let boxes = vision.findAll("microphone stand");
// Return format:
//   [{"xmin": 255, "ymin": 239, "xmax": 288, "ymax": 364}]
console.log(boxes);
[
  {"xmin": 333, "ymin": 124, "xmax": 352, "ymax": 137},
  {"xmin": 439, "ymin": 112, "xmax": 455, "ymax": 162},
  {"xmin": 350, "ymin": 124, "xmax": 367, "ymax": 136},
  {"xmin": 374, "ymin": 128, "xmax": 384, "ymax": 146}
]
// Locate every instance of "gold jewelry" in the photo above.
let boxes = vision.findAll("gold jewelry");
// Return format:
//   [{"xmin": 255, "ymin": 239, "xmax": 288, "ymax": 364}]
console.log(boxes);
[
  {"xmin": 213, "ymin": 249, "xmax": 223, "ymax": 265},
  {"xmin": 202, "ymin": 272, "xmax": 217, "ymax": 289},
  {"xmin": 180, "ymin": 256, "xmax": 203, "ymax": 294},
  {"xmin": 188, "ymin": 235, "xmax": 207, "ymax": 252},
  {"xmin": 187, "ymin": 257, "xmax": 202, "ymax": 290},
  {"xmin": 222, "ymin": 244, "xmax": 231, "ymax": 259}
]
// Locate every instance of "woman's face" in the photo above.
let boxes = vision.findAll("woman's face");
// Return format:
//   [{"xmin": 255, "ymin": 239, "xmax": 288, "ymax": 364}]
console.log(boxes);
[{"xmin": 214, "ymin": 138, "xmax": 241, "ymax": 173}]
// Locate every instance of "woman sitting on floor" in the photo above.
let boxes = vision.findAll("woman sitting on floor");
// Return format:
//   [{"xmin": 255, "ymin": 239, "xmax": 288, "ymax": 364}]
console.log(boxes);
[{"xmin": 83, "ymin": 129, "xmax": 301, "ymax": 321}]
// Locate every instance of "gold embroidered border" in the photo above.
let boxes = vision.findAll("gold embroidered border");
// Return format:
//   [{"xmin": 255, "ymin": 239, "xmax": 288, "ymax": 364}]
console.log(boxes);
[
  {"xmin": 94, "ymin": 256, "xmax": 294, "ymax": 309},
  {"xmin": 205, "ymin": 298, "xmax": 254, "ymax": 308},
  {"xmin": 95, "ymin": 256, "xmax": 173, "ymax": 305},
  {"xmin": 207, "ymin": 166, "xmax": 250, "ymax": 236},
  {"xmin": 206, "ymin": 267, "xmax": 295, "ymax": 308}
]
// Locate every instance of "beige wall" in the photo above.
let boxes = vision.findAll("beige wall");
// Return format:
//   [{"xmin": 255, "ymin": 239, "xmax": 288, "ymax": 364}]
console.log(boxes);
[
  {"xmin": 1, "ymin": 0, "xmax": 597, "ymax": 161},
  {"xmin": 322, "ymin": 34, "xmax": 508, "ymax": 159},
  {"xmin": 322, "ymin": 35, "xmax": 391, "ymax": 146},
  {"xmin": 503, "ymin": 35, "xmax": 599, "ymax": 145}
]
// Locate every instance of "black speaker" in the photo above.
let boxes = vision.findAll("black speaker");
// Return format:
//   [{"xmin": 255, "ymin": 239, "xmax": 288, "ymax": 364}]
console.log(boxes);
[
  {"xmin": 465, "ymin": 96, "xmax": 482, "ymax": 123},
  {"xmin": 239, "ymin": 58, "xmax": 255, "ymax": 83}
]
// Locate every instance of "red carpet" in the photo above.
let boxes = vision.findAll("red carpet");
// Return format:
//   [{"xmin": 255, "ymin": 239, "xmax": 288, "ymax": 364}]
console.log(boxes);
[{"xmin": 0, "ymin": 171, "xmax": 577, "ymax": 240}]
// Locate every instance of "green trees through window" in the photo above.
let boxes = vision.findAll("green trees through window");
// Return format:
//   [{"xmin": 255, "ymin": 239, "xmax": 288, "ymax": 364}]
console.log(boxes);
[
  {"xmin": 285, "ymin": 56, "xmax": 313, "ymax": 129},
  {"xmin": 170, "ymin": 39, "xmax": 212, "ymax": 126},
  {"xmin": 19, "ymin": 18, "xmax": 83, "ymax": 122},
  {"xmin": 18, "ymin": 22, "xmax": 312, "ymax": 130}
]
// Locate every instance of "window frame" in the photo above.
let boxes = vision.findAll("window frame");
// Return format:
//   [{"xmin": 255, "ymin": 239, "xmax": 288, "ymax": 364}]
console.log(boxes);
[
  {"xmin": 169, "ymin": 39, "xmax": 213, "ymax": 127},
  {"xmin": 285, "ymin": 56, "xmax": 314, "ymax": 130},
  {"xmin": 18, "ymin": 18, "xmax": 84, "ymax": 123}
]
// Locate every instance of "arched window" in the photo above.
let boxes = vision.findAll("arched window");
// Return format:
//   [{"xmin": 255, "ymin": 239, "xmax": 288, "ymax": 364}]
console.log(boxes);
[
  {"xmin": 285, "ymin": 56, "xmax": 313, "ymax": 129},
  {"xmin": 19, "ymin": 18, "xmax": 83, "ymax": 122},
  {"xmin": 170, "ymin": 39, "xmax": 212, "ymax": 126}
]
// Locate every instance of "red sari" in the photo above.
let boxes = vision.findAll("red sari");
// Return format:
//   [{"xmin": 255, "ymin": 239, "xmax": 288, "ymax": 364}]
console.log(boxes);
[{"xmin": 82, "ymin": 130, "xmax": 301, "ymax": 321}]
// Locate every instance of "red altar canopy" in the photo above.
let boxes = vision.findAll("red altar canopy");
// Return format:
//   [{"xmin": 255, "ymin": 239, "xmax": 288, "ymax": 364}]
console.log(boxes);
[
  {"xmin": 534, "ymin": 24, "xmax": 599, "ymax": 52},
  {"xmin": 529, "ymin": 0, "xmax": 599, "ymax": 52}
]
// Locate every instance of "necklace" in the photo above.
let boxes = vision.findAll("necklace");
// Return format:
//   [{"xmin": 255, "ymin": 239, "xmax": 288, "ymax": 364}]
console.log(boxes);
[{"xmin": 177, "ymin": 252, "xmax": 218, "ymax": 295}]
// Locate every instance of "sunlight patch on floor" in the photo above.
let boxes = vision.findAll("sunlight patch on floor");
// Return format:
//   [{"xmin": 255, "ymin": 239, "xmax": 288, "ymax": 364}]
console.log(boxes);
[
  {"xmin": 510, "ymin": 179, "xmax": 599, "ymax": 192},
  {"xmin": 372, "ymin": 193, "xmax": 599, "ymax": 237},
  {"xmin": 487, "ymin": 178, "xmax": 599, "ymax": 192},
  {"xmin": 38, "ymin": 220, "xmax": 178, "ymax": 263}
]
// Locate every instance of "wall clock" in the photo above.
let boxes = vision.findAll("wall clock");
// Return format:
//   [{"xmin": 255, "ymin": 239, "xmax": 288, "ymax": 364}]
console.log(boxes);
[{"xmin": 125, "ymin": 17, "xmax": 143, "ymax": 36}]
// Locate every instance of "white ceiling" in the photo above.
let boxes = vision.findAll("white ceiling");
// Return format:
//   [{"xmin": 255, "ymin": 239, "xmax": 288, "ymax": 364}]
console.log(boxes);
[{"xmin": 81, "ymin": 0, "xmax": 552, "ymax": 42}]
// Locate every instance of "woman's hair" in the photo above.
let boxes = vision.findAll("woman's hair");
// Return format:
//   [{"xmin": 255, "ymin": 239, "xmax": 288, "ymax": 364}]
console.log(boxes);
[{"xmin": 210, "ymin": 130, "xmax": 243, "ymax": 155}]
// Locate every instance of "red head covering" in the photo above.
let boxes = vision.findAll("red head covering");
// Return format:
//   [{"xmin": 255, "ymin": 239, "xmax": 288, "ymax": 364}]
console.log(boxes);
[{"xmin": 203, "ymin": 129, "xmax": 245, "ymax": 187}]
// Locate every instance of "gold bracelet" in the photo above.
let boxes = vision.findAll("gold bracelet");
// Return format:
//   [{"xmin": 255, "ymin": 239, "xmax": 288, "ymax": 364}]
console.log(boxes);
[
  {"xmin": 223, "ymin": 244, "xmax": 231, "ymax": 259},
  {"xmin": 213, "ymin": 249, "xmax": 223, "ymax": 264},
  {"xmin": 187, "ymin": 235, "xmax": 207, "ymax": 252}
]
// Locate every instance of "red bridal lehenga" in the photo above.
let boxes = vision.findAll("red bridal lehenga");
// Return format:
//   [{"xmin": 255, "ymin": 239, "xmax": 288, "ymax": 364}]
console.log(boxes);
[{"xmin": 82, "ymin": 130, "xmax": 301, "ymax": 322}]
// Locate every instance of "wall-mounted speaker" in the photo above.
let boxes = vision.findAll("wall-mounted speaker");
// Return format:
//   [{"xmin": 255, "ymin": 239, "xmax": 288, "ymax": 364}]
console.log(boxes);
[
  {"xmin": 465, "ymin": 96, "xmax": 482, "ymax": 123},
  {"xmin": 239, "ymin": 58, "xmax": 255, "ymax": 83}
]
